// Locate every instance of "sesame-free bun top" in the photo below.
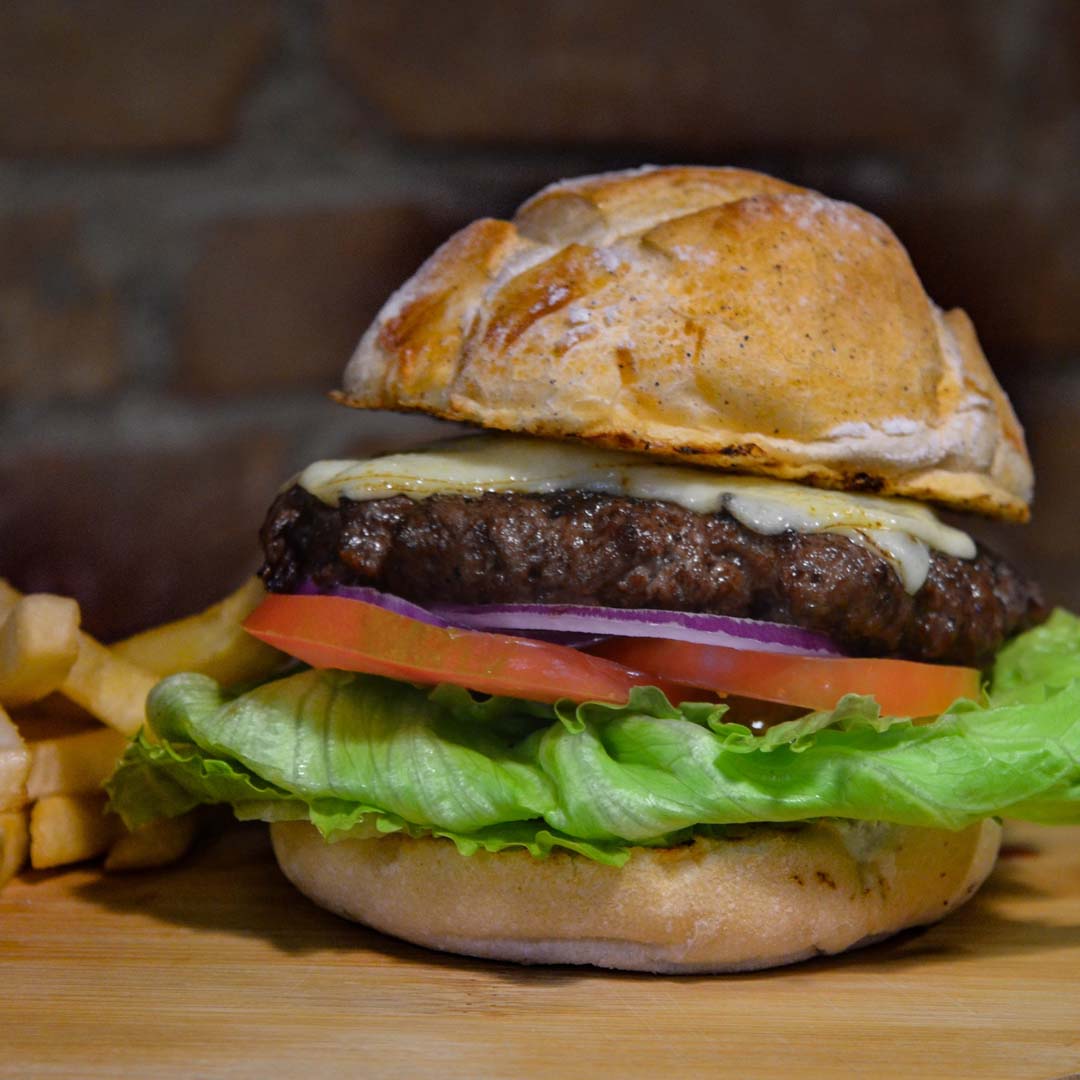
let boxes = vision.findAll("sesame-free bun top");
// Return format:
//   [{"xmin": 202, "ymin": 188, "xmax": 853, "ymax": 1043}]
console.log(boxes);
[{"xmin": 337, "ymin": 166, "xmax": 1032, "ymax": 521}]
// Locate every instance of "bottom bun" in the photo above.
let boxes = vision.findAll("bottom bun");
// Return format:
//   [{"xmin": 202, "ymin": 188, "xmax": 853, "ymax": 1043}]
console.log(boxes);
[{"xmin": 270, "ymin": 818, "xmax": 1001, "ymax": 973}]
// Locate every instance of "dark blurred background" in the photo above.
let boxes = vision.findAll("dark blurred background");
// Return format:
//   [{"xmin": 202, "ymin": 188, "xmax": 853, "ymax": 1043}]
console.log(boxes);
[{"xmin": 0, "ymin": 0, "xmax": 1077, "ymax": 640}]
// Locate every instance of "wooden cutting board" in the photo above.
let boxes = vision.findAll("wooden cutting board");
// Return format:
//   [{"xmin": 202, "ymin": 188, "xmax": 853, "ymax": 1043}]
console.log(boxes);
[{"xmin": 3, "ymin": 819, "xmax": 1080, "ymax": 1079}]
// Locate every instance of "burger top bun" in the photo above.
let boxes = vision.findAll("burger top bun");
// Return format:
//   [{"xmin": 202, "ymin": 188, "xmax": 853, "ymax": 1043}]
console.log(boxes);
[{"xmin": 337, "ymin": 166, "xmax": 1032, "ymax": 521}]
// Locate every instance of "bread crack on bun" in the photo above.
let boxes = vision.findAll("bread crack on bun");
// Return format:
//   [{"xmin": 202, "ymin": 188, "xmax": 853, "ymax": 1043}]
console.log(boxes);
[
  {"xmin": 107, "ymin": 166, "xmax": 1071, "ymax": 974},
  {"xmin": 336, "ymin": 165, "xmax": 1032, "ymax": 522}
]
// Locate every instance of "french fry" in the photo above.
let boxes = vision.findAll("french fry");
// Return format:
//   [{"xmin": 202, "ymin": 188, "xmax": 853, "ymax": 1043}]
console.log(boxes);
[
  {"xmin": 29, "ymin": 793, "xmax": 121, "ymax": 869},
  {"xmin": 0, "ymin": 810, "xmax": 29, "ymax": 889},
  {"xmin": 59, "ymin": 637, "xmax": 157, "ymax": 737},
  {"xmin": 25, "ymin": 725, "xmax": 129, "ymax": 801},
  {"xmin": 0, "ymin": 580, "xmax": 156, "ymax": 736},
  {"xmin": 0, "ymin": 705, "xmax": 31, "ymax": 812},
  {"xmin": 112, "ymin": 576, "xmax": 284, "ymax": 685},
  {"xmin": 0, "ymin": 578, "xmax": 208, "ymax": 877},
  {"xmin": 105, "ymin": 813, "xmax": 197, "ymax": 872},
  {"xmin": 0, "ymin": 594, "xmax": 81, "ymax": 706}
]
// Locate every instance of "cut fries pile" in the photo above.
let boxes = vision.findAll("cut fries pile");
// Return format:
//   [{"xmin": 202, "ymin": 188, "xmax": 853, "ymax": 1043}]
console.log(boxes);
[{"xmin": 0, "ymin": 577, "xmax": 283, "ymax": 891}]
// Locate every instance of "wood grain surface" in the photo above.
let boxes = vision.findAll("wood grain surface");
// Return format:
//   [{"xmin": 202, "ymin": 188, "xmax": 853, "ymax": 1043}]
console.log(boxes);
[{"xmin": 2, "ymin": 819, "xmax": 1080, "ymax": 1079}]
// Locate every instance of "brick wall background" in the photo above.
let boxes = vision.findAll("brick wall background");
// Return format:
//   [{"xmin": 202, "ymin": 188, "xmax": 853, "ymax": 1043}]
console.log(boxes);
[{"xmin": 0, "ymin": 0, "xmax": 1077, "ymax": 639}]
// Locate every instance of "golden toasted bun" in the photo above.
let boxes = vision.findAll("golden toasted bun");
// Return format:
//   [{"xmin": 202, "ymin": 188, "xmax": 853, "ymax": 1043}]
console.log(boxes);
[
  {"xmin": 337, "ymin": 166, "xmax": 1031, "ymax": 521},
  {"xmin": 271, "ymin": 818, "xmax": 1001, "ymax": 974}
]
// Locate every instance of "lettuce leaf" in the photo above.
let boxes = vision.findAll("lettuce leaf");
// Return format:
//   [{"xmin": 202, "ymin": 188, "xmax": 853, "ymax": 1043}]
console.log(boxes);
[
  {"xmin": 989, "ymin": 608, "xmax": 1080, "ymax": 704},
  {"xmin": 106, "ymin": 610, "xmax": 1080, "ymax": 864}
]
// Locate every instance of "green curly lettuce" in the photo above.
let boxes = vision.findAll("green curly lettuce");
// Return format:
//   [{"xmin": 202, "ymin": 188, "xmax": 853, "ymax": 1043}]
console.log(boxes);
[{"xmin": 106, "ymin": 610, "xmax": 1080, "ymax": 865}]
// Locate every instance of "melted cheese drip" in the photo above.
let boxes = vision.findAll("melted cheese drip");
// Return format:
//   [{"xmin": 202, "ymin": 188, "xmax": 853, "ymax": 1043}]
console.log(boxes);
[{"xmin": 297, "ymin": 435, "xmax": 976, "ymax": 593}]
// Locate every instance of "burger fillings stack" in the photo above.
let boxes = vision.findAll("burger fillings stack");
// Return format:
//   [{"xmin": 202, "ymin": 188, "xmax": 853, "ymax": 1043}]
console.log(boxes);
[{"xmin": 107, "ymin": 167, "xmax": 1080, "ymax": 973}]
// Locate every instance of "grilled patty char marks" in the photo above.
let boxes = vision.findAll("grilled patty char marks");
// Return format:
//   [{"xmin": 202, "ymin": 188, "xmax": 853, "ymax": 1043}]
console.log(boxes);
[{"xmin": 260, "ymin": 485, "xmax": 1045, "ymax": 667}]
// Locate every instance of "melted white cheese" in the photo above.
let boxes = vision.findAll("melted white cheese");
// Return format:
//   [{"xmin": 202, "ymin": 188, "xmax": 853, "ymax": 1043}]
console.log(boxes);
[{"xmin": 297, "ymin": 435, "xmax": 976, "ymax": 594}]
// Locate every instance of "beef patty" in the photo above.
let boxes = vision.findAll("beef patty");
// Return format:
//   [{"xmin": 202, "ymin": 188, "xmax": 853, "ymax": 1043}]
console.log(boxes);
[{"xmin": 259, "ymin": 485, "xmax": 1045, "ymax": 667}]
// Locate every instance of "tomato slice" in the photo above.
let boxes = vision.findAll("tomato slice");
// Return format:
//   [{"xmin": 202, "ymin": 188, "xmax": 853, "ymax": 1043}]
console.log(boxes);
[
  {"xmin": 588, "ymin": 638, "xmax": 980, "ymax": 717},
  {"xmin": 243, "ymin": 594, "xmax": 691, "ymax": 706}
]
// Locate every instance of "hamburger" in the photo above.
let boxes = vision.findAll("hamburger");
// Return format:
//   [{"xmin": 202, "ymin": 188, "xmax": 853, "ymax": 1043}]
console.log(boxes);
[{"xmin": 108, "ymin": 166, "xmax": 1080, "ymax": 972}]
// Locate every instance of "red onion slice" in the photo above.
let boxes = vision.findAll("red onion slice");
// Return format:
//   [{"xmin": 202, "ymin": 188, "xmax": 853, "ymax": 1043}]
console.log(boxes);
[
  {"xmin": 295, "ymin": 582, "xmax": 450, "ymax": 627},
  {"xmin": 294, "ymin": 581, "xmax": 607, "ymax": 646},
  {"xmin": 295, "ymin": 581, "xmax": 843, "ymax": 657},
  {"xmin": 429, "ymin": 603, "xmax": 843, "ymax": 656}
]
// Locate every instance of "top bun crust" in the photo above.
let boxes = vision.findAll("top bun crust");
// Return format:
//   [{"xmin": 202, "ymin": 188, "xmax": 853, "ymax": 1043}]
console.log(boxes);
[{"xmin": 337, "ymin": 166, "xmax": 1032, "ymax": 521}]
